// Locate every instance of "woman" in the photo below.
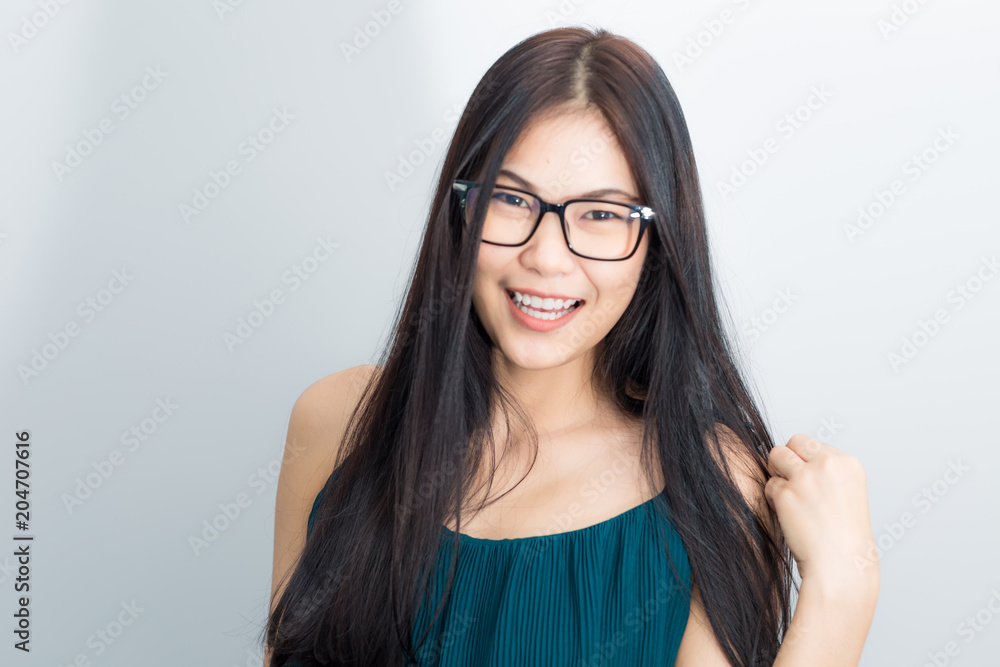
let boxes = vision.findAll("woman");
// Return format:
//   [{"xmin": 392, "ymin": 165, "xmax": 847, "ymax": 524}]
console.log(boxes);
[{"xmin": 263, "ymin": 26, "xmax": 880, "ymax": 666}]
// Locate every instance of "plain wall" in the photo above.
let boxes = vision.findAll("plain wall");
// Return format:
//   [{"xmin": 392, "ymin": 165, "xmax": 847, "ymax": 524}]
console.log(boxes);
[{"xmin": 1, "ymin": 1, "xmax": 998, "ymax": 665}]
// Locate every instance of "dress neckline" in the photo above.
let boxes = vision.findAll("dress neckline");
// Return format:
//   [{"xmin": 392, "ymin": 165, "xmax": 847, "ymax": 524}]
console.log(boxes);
[{"xmin": 440, "ymin": 489, "xmax": 664, "ymax": 545}]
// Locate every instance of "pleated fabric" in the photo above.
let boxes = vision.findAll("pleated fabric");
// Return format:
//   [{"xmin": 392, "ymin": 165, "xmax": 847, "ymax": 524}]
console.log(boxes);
[{"xmin": 303, "ymin": 476, "xmax": 691, "ymax": 667}]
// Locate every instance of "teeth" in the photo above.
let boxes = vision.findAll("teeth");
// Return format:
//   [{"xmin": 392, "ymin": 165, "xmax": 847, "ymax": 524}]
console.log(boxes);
[
  {"xmin": 508, "ymin": 290, "xmax": 580, "ymax": 311},
  {"xmin": 506, "ymin": 290, "xmax": 581, "ymax": 321}
]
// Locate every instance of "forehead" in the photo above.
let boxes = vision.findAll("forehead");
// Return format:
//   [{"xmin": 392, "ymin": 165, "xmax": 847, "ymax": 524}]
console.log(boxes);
[{"xmin": 500, "ymin": 108, "xmax": 637, "ymax": 201}]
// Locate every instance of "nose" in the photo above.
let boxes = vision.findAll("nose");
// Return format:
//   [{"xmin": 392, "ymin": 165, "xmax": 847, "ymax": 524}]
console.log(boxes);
[{"xmin": 522, "ymin": 208, "xmax": 574, "ymax": 271}]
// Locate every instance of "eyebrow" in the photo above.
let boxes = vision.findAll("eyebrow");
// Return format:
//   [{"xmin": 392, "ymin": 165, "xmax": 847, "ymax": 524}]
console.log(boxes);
[{"xmin": 497, "ymin": 168, "xmax": 640, "ymax": 202}]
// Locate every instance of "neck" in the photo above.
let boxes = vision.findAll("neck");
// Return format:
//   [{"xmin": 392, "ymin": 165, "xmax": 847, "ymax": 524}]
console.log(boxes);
[{"xmin": 491, "ymin": 345, "xmax": 613, "ymax": 437}]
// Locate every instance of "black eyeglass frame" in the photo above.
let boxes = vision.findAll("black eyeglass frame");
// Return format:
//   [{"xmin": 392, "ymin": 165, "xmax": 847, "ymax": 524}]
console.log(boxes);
[{"xmin": 451, "ymin": 178, "xmax": 656, "ymax": 261}]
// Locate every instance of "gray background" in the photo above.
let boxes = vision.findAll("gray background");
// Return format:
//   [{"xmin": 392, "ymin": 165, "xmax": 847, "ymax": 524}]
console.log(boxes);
[{"xmin": 1, "ymin": 1, "xmax": 998, "ymax": 665}]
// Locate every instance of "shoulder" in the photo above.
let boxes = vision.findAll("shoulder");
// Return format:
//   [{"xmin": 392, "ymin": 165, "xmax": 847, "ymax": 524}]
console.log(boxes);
[
  {"xmin": 279, "ymin": 362, "xmax": 381, "ymax": 512},
  {"xmin": 287, "ymin": 364, "xmax": 381, "ymax": 450},
  {"xmin": 279, "ymin": 363, "xmax": 380, "ymax": 515},
  {"xmin": 703, "ymin": 421, "xmax": 769, "ymax": 519},
  {"xmin": 269, "ymin": 365, "xmax": 381, "ymax": 616},
  {"xmin": 701, "ymin": 421, "xmax": 781, "ymax": 552}
]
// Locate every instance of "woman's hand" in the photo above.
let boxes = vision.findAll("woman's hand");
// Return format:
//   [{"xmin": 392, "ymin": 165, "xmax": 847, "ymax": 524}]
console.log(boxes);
[{"xmin": 764, "ymin": 433, "xmax": 880, "ymax": 595}]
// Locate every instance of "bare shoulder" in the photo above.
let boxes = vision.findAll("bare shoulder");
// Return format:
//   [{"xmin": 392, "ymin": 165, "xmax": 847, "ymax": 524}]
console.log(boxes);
[
  {"xmin": 704, "ymin": 422, "xmax": 757, "ymax": 469},
  {"xmin": 286, "ymin": 364, "xmax": 381, "ymax": 461},
  {"xmin": 267, "ymin": 364, "xmax": 381, "ymax": 632},
  {"xmin": 704, "ymin": 422, "xmax": 769, "ymax": 517},
  {"xmin": 279, "ymin": 363, "xmax": 381, "ymax": 509}
]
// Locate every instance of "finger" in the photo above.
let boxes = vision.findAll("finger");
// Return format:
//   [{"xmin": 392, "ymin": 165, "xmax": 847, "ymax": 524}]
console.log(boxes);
[
  {"xmin": 785, "ymin": 433, "xmax": 825, "ymax": 463},
  {"xmin": 763, "ymin": 475, "xmax": 787, "ymax": 513},
  {"xmin": 767, "ymin": 445, "xmax": 807, "ymax": 480}
]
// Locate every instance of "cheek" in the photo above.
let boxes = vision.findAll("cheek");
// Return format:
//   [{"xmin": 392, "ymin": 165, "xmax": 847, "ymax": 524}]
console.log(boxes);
[
  {"xmin": 471, "ymin": 273, "xmax": 490, "ymax": 318},
  {"xmin": 619, "ymin": 247, "xmax": 649, "ymax": 300},
  {"xmin": 598, "ymin": 263, "xmax": 644, "ymax": 304},
  {"xmin": 473, "ymin": 246, "xmax": 514, "ymax": 295},
  {"xmin": 589, "ymin": 263, "xmax": 645, "ymax": 326},
  {"xmin": 471, "ymin": 256, "xmax": 503, "ymax": 320},
  {"xmin": 475, "ymin": 244, "xmax": 506, "ymax": 275}
]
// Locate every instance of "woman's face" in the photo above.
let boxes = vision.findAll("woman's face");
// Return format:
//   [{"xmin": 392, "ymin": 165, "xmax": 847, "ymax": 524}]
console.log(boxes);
[{"xmin": 471, "ymin": 107, "xmax": 650, "ymax": 371}]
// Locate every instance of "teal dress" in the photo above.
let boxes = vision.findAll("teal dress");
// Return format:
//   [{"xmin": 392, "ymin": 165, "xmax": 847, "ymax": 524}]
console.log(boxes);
[{"xmin": 301, "ymin": 472, "xmax": 692, "ymax": 666}]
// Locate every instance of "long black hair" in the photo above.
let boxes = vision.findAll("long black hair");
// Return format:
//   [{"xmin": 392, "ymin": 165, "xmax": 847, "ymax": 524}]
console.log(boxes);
[{"xmin": 264, "ymin": 26, "xmax": 793, "ymax": 666}]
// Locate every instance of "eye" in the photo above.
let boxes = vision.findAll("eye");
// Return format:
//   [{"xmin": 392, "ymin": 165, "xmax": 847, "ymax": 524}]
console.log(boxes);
[
  {"xmin": 582, "ymin": 208, "xmax": 624, "ymax": 221},
  {"xmin": 493, "ymin": 191, "xmax": 528, "ymax": 207}
]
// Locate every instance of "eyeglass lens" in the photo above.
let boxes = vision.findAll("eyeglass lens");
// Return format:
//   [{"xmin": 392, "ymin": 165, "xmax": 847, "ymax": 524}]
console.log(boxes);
[{"xmin": 464, "ymin": 185, "xmax": 642, "ymax": 260}]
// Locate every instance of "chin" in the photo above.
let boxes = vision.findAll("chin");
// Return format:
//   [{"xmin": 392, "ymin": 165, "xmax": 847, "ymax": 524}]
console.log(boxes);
[{"xmin": 494, "ymin": 335, "xmax": 585, "ymax": 370}]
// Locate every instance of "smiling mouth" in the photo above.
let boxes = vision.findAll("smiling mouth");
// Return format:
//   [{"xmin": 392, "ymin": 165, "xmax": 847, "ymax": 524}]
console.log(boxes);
[{"xmin": 505, "ymin": 289, "xmax": 584, "ymax": 320}]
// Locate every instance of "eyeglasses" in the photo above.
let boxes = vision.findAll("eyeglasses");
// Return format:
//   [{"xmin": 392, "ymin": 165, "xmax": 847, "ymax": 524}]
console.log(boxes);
[{"xmin": 451, "ymin": 178, "xmax": 655, "ymax": 261}]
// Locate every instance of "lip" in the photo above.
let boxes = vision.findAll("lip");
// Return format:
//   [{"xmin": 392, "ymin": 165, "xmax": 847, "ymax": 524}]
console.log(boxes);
[
  {"xmin": 506, "ymin": 287, "xmax": 584, "ymax": 301},
  {"xmin": 503, "ymin": 287, "xmax": 584, "ymax": 332}
]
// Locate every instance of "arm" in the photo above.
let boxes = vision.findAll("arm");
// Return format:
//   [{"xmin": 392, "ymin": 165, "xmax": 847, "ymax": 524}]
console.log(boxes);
[
  {"xmin": 771, "ymin": 574, "xmax": 878, "ymax": 667},
  {"xmin": 676, "ymin": 576, "xmax": 878, "ymax": 666},
  {"xmin": 674, "ymin": 578, "xmax": 732, "ymax": 664},
  {"xmin": 768, "ymin": 434, "xmax": 880, "ymax": 666},
  {"xmin": 675, "ymin": 428, "xmax": 880, "ymax": 667},
  {"xmin": 264, "ymin": 364, "xmax": 378, "ymax": 667}
]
